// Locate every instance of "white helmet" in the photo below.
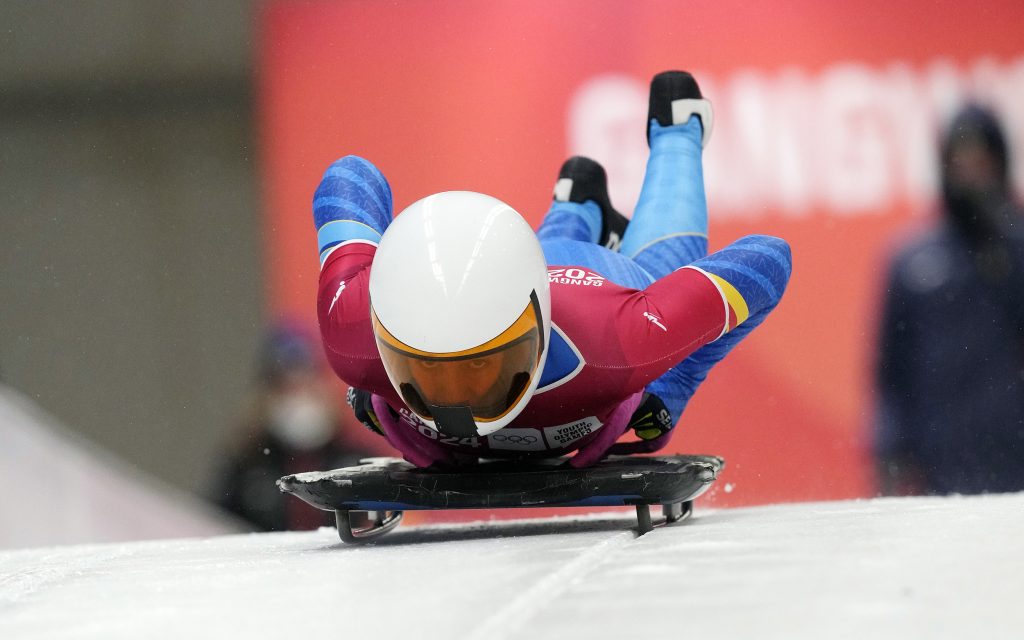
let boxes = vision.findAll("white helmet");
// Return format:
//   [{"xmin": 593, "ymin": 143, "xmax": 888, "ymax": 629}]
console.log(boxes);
[{"xmin": 369, "ymin": 191, "xmax": 551, "ymax": 437}]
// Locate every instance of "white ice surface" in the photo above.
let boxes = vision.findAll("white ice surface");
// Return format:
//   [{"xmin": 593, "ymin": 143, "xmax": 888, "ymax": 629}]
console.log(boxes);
[
  {"xmin": 1, "ymin": 493, "xmax": 1022, "ymax": 640},
  {"xmin": 0, "ymin": 384, "xmax": 239, "ymax": 549}
]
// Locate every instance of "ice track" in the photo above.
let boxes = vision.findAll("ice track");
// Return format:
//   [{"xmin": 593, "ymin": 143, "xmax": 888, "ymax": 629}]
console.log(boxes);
[{"xmin": 1, "ymin": 493, "xmax": 1022, "ymax": 639}]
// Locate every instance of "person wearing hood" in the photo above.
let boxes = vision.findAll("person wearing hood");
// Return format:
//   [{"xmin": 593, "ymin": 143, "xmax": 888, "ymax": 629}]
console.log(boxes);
[
  {"xmin": 875, "ymin": 104, "xmax": 1024, "ymax": 495},
  {"xmin": 212, "ymin": 324, "xmax": 368, "ymax": 531}
]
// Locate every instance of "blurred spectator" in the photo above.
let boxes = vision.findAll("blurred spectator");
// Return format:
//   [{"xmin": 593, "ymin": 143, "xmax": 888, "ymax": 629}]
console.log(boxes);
[
  {"xmin": 212, "ymin": 323, "xmax": 367, "ymax": 531},
  {"xmin": 875, "ymin": 104, "xmax": 1024, "ymax": 495}
]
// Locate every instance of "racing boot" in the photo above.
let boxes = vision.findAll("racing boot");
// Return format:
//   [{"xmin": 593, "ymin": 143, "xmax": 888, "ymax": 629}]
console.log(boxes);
[
  {"xmin": 552, "ymin": 155, "xmax": 629, "ymax": 250},
  {"xmin": 647, "ymin": 70, "xmax": 714, "ymax": 148}
]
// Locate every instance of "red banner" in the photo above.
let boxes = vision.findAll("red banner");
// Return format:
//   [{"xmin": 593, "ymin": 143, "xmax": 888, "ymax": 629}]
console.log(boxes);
[{"xmin": 259, "ymin": 0, "xmax": 1024, "ymax": 506}]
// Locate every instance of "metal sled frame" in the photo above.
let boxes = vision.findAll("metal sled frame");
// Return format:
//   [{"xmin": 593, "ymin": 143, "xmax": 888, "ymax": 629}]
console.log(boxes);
[
  {"xmin": 279, "ymin": 455, "xmax": 723, "ymax": 544},
  {"xmin": 334, "ymin": 509, "xmax": 405, "ymax": 543},
  {"xmin": 334, "ymin": 498, "xmax": 692, "ymax": 542},
  {"xmin": 635, "ymin": 499, "xmax": 694, "ymax": 534}
]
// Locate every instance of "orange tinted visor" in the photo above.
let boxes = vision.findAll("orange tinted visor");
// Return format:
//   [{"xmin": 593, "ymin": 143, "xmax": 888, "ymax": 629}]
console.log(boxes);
[{"xmin": 373, "ymin": 295, "xmax": 544, "ymax": 423}]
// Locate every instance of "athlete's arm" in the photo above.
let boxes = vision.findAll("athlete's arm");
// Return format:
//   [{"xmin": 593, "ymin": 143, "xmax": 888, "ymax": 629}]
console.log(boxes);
[
  {"xmin": 312, "ymin": 156, "xmax": 394, "ymax": 390},
  {"xmin": 616, "ymin": 234, "xmax": 792, "ymax": 390}
]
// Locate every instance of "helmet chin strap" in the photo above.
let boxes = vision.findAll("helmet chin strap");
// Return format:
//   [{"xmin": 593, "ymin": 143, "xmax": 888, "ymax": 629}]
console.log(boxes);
[{"xmin": 429, "ymin": 405, "xmax": 478, "ymax": 438}]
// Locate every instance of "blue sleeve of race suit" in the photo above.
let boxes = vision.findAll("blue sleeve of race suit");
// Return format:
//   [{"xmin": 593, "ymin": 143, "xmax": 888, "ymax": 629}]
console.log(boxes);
[
  {"xmin": 646, "ymin": 234, "xmax": 792, "ymax": 424},
  {"xmin": 312, "ymin": 155, "xmax": 394, "ymax": 265}
]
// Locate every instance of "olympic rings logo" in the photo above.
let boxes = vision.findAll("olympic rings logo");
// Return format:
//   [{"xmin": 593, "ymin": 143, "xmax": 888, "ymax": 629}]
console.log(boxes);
[{"xmin": 491, "ymin": 434, "xmax": 538, "ymax": 444}]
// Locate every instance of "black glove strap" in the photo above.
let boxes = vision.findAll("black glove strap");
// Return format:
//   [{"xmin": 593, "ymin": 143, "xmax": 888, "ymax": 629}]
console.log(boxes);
[{"xmin": 346, "ymin": 387, "xmax": 385, "ymax": 437}]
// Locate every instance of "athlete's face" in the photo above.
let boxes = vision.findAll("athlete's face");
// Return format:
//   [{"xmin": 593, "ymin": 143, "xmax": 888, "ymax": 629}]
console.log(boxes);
[{"xmin": 408, "ymin": 352, "xmax": 507, "ymax": 407}]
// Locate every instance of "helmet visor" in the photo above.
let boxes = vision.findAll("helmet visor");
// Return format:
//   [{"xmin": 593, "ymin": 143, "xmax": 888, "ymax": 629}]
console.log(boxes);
[{"xmin": 373, "ymin": 297, "xmax": 543, "ymax": 423}]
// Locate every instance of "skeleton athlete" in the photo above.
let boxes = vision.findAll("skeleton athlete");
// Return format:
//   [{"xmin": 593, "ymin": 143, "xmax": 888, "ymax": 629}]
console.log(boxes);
[{"xmin": 312, "ymin": 71, "xmax": 792, "ymax": 468}]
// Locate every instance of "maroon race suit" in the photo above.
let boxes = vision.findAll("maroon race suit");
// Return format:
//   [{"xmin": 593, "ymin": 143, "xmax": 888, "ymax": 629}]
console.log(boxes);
[{"xmin": 317, "ymin": 241, "xmax": 735, "ymax": 467}]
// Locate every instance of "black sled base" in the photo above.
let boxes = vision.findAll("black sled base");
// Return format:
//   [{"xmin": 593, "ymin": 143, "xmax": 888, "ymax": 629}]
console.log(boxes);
[{"xmin": 277, "ymin": 454, "xmax": 724, "ymax": 544}]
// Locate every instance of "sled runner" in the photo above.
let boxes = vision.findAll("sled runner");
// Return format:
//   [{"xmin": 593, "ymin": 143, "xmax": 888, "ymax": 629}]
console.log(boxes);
[{"xmin": 278, "ymin": 454, "xmax": 724, "ymax": 543}]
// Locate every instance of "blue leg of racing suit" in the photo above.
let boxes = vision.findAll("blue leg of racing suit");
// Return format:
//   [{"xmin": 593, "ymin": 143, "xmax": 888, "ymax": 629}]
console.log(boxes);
[{"xmin": 537, "ymin": 115, "xmax": 790, "ymax": 429}]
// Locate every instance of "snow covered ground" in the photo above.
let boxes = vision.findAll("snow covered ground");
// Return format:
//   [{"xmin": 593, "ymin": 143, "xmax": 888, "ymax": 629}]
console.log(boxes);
[
  {"xmin": 0, "ymin": 385, "xmax": 240, "ymax": 549},
  {"xmin": 1, "ymin": 492, "xmax": 1022, "ymax": 639}
]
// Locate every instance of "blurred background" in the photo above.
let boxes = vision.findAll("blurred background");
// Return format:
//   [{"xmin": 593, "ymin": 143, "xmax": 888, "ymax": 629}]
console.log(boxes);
[{"xmin": 2, "ymin": 0, "xmax": 1022, "ymax": 548}]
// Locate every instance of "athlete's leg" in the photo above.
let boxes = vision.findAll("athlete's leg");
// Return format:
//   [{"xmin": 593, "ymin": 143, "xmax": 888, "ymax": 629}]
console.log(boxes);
[
  {"xmin": 536, "ymin": 200, "xmax": 602, "ymax": 244},
  {"xmin": 537, "ymin": 156, "xmax": 628, "ymax": 247},
  {"xmin": 615, "ymin": 72, "xmax": 715, "ymax": 433},
  {"xmin": 538, "ymin": 157, "xmax": 653, "ymax": 289},
  {"xmin": 621, "ymin": 71, "xmax": 712, "ymax": 279}
]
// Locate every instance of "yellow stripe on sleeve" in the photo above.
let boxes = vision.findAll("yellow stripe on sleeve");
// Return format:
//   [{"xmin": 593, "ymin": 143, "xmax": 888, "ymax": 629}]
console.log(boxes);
[{"xmin": 707, "ymin": 273, "xmax": 750, "ymax": 326}]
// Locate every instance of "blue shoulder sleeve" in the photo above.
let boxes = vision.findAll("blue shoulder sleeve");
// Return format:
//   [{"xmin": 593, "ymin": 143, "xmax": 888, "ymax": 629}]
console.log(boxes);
[
  {"xmin": 312, "ymin": 155, "xmax": 393, "ymax": 265},
  {"xmin": 646, "ymin": 234, "xmax": 792, "ymax": 425}
]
